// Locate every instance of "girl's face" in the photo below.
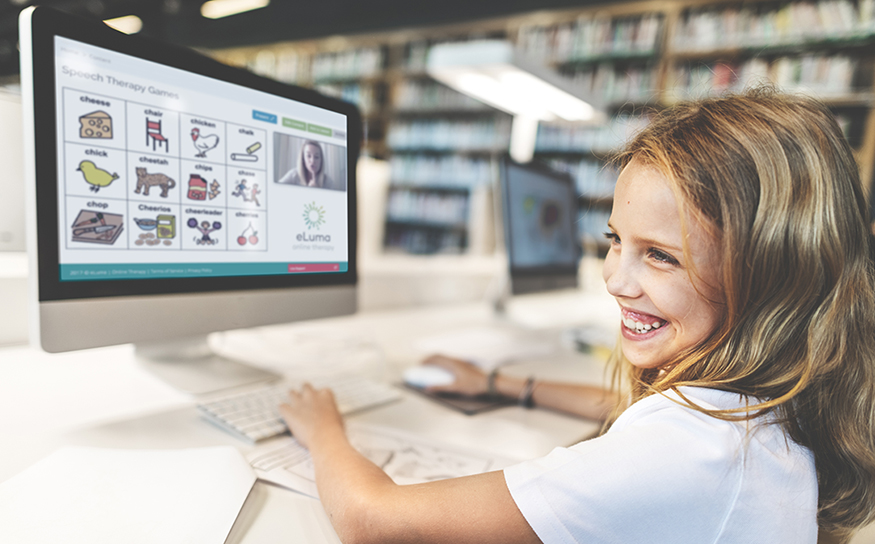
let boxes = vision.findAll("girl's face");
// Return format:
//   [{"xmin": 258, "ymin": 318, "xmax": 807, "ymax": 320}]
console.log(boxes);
[
  {"xmin": 602, "ymin": 159, "xmax": 724, "ymax": 370},
  {"xmin": 303, "ymin": 144, "xmax": 323, "ymax": 175}
]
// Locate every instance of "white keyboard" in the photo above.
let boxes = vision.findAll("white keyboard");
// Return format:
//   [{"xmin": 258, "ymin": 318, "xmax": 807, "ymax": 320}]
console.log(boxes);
[{"xmin": 198, "ymin": 377, "xmax": 402, "ymax": 443}]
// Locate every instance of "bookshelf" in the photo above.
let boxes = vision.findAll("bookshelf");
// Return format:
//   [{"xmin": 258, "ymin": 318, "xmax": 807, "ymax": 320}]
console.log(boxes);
[{"xmin": 210, "ymin": 0, "xmax": 875, "ymax": 255}]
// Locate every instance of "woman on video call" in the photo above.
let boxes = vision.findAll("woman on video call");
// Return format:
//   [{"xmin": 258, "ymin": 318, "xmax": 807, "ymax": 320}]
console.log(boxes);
[{"xmin": 278, "ymin": 139, "xmax": 336, "ymax": 189}]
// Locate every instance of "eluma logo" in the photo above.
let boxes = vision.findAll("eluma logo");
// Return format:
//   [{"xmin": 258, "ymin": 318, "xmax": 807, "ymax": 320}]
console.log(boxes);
[{"xmin": 298, "ymin": 201, "xmax": 331, "ymax": 242}]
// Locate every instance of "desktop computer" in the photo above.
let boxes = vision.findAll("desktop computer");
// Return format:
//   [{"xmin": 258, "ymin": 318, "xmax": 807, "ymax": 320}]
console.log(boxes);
[
  {"xmin": 498, "ymin": 158, "xmax": 580, "ymax": 297},
  {"xmin": 19, "ymin": 6, "xmax": 361, "ymax": 394}
]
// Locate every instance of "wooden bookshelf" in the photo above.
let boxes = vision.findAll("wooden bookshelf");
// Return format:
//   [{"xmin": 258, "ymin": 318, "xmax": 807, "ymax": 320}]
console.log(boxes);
[{"xmin": 209, "ymin": 0, "xmax": 875, "ymax": 253}]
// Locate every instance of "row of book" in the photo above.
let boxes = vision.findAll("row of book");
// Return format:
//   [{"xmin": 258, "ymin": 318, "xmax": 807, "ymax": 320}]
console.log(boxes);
[
  {"xmin": 393, "ymin": 80, "xmax": 490, "ymax": 112},
  {"xmin": 385, "ymin": 189, "xmax": 470, "ymax": 226},
  {"xmin": 667, "ymin": 54, "xmax": 860, "ymax": 100},
  {"xmin": 311, "ymin": 47, "xmax": 385, "ymax": 82},
  {"xmin": 515, "ymin": 14, "xmax": 663, "ymax": 64},
  {"xmin": 403, "ymin": 41, "xmax": 433, "ymax": 74},
  {"xmin": 315, "ymin": 82, "xmax": 380, "ymax": 114},
  {"xmin": 534, "ymin": 114, "xmax": 651, "ymax": 154},
  {"xmin": 387, "ymin": 119, "xmax": 512, "ymax": 152},
  {"xmin": 568, "ymin": 63, "xmax": 658, "ymax": 105},
  {"xmin": 389, "ymin": 155, "xmax": 492, "ymax": 187},
  {"xmin": 547, "ymin": 158, "xmax": 620, "ymax": 199},
  {"xmin": 384, "ymin": 227, "xmax": 466, "ymax": 254},
  {"xmin": 233, "ymin": 49, "xmax": 306, "ymax": 84},
  {"xmin": 674, "ymin": 0, "xmax": 875, "ymax": 52}
]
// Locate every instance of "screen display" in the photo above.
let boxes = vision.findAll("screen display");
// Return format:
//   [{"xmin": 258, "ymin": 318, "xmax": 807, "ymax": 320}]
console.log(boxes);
[
  {"xmin": 53, "ymin": 36, "xmax": 349, "ymax": 282},
  {"xmin": 504, "ymin": 162, "xmax": 578, "ymax": 269}
]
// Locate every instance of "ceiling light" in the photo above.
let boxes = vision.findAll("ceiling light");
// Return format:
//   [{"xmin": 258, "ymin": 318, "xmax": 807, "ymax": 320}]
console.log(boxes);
[
  {"xmin": 201, "ymin": 0, "xmax": 270, "ymax": 19},
  {"xmin": 428, "ymin": 40, "xmax": 604, "ymax": 162},
  {"xmin": 103, "ymin": 15, "xmax": 143, "ymax": 34},
  {"xmin": 427, "ymin": 40, "xmax": 602, "ymax": 123}
]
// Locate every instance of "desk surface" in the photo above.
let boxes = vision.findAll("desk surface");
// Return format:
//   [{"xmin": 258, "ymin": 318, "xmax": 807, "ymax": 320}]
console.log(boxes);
[{"xmin": 0, "ymin": 290, "xmax": 618, "ymax": 544}]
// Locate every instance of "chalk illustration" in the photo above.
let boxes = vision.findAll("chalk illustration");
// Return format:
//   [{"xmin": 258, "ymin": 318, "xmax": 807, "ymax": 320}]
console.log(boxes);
[
  {"xmin": 188, "ymin": 218, "xmax": 221, "ymax": 245},
  {"xmin": 79, "ymin": 111, "xmax": 112, "ymax": 139},
  {"xmin": 145, "ymin": 118, "xmax": 169, "ymax": 152},
  {"xmin": 70, "ymin": 210, "xmax": 124, "ymax": 245},
  {"xmin": 230, "ymin": 142, "xmax": 261, "ymax": 162},
  {"xmin": 134, "ymin": 168, "xmax": 176, "ymax": 197},
  {"xmin": 191, "ymin": 128, "xmax": 219, "ymax": 158},
  {"xmin": 77, "ymin": 160, "xmax": 119, "ymax": 193}
]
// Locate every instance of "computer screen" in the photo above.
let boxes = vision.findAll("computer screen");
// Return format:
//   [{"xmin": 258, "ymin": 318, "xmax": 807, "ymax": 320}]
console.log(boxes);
[
  {"xmin": 20, "ymin": 7, "xmax": 360, "ymax": 392},
  {"xmin": 499, "ymin": 158, "xmax": 580, "ymax": 295}
]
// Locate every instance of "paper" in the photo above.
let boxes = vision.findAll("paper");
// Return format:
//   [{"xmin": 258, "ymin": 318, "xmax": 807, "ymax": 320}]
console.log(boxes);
[
  {"xmin": 248, "ymin": 423, "xmax": 518, "ymax": 498},
  {"xmin": 0, "ymin": 446, "xmax": 256, "ymax": 544}
]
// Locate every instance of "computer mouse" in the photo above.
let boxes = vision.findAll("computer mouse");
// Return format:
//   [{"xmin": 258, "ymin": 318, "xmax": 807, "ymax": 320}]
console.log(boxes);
[{"xmin": 403, "ymin": 365, "xmax": 456, "ymax": 388}]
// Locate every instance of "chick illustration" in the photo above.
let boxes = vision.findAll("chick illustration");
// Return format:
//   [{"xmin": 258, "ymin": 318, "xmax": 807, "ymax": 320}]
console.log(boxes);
[{"xmin": 77, "ymin": 160, "xmax": 119, "ymax": 192}]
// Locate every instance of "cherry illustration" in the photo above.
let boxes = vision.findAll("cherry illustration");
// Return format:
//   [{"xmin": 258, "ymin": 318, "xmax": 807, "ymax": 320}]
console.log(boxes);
[{"xmin": 237, "ymin": 236, "xmax": 246, "ymax": 245}]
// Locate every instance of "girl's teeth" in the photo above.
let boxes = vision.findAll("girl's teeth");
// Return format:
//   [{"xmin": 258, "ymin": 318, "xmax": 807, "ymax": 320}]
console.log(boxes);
[{"xmin": 623, "ymin": 316, "xmax": 664, "ymax": 333}]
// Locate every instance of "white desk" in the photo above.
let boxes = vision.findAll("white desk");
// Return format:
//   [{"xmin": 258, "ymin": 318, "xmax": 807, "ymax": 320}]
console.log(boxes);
[{"xmin": 0, "ymin": 290, "xmax": 617, "ymax": 543}]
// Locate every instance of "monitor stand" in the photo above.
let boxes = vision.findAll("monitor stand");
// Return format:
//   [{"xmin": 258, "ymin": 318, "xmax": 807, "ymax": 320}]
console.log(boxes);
[{"xmin": 135, "ymin": 335, "xmax": 279, "ymax": 395}]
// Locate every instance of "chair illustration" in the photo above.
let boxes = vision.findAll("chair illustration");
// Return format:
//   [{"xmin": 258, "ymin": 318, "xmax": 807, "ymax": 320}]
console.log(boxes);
[{"xmin": 146, "ymin": 118, "xmax": 169, "ymax": 152}]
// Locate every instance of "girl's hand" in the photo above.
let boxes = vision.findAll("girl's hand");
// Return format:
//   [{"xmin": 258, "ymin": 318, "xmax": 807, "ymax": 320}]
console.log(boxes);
[
  {"xmin": 421, "ymin": 354, "xmax": 490, "ymax": 397},
  {"xmin": 279, "ymin": 384, "xmax": 344, "ymax": 449}
]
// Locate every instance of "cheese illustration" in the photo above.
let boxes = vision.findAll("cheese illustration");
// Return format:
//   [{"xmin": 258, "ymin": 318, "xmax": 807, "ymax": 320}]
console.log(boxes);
[{"xmin": 79, "ymin": 110, "xmax": 113, "ymax": 139}]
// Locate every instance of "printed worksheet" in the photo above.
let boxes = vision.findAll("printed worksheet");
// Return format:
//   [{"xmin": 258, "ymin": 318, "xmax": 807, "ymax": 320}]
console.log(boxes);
[{"xmin": 247, "ymin": 423, "xmax": 519, "ymax": 498}]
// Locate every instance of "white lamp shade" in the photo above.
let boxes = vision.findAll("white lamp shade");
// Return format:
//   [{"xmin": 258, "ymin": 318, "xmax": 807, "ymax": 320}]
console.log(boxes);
[{"xmin": 427, "ymin": 40, "xmax": 603, "ymax": 123}]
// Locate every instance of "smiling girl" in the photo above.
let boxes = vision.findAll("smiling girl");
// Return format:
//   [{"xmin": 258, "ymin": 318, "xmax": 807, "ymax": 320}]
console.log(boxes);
[{"xmin": 280, "ymin": 89, "xmax": 875, "ymax": 543}]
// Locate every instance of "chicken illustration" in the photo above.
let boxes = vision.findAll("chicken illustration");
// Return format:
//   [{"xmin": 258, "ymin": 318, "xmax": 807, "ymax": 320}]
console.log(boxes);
[
  {"xmin": 77, "ymin": 160, "xmax": 119, "ymax": 192},
  {"xmin": 191, "ymin": 128, "xmax": 219, "ymax": 158}
]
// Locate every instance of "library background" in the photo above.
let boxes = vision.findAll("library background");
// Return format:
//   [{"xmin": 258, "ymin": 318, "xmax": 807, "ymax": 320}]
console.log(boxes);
[{"xmin": 208, "ymin": 0, "xmax": 875, "ymax": 258}]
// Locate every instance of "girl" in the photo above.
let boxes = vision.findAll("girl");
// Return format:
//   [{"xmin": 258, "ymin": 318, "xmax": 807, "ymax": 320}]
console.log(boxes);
[
  {"xmin": 278, "ymin": 139, "xmax": 334, "ymax": 188},
  {"xmin": 280, "ymin": 89, "xmax": 875, "ymax": 543}
]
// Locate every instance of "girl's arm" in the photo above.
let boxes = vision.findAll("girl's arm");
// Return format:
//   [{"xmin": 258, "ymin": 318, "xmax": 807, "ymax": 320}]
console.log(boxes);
[
  {"xmin": 422, "ymin": 354, "xmax": 619, "ymax": 421},
  {"xmin": 280, "ymin": 385, "xmax": 542, "ymax": 544}
]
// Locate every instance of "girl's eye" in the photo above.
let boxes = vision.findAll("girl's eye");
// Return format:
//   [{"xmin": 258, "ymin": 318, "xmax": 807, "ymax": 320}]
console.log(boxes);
[
  {"xmin": 603, "ymin": 232, "xmax": 620, "ymax": 245},
  {"xmin": 648, "ymin": 248, "xmax": 679, "ymax": 266}
]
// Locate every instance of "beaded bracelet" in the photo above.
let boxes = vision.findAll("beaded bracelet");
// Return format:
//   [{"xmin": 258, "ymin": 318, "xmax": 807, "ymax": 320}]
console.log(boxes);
[
  {"xmin": 519, "ymin": 376, "xmax": 536, "ymax": 409},
  {"xmin": 487, "ymin": 368, "xmax": 500, "ymax": 398}
]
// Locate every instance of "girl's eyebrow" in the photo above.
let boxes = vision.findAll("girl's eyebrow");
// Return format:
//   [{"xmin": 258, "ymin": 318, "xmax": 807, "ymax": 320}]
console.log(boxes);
[
  {"xmin": 632, "ymin": 235, "xmax": 683, "ymax": 253},
  {"xmin": 606, "ymin": 222, "xmax": 683, "ymax": 253}
]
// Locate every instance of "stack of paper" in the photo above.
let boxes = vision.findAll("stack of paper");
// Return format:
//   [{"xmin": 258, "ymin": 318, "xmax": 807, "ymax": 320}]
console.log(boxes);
[{"xmin": 0, "ymin": 446, "xmax": 255, "ymax": 544}]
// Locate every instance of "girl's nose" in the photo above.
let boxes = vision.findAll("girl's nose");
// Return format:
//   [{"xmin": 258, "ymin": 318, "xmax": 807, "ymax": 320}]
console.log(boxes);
[{"xmin": 603, "ymin": 250, "xmax": 641, "ymax": 300}]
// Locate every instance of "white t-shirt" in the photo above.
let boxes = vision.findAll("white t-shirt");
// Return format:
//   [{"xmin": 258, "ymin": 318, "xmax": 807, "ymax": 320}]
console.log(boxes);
[{"xmin": 504, "ymin": 387, "xmax": 818, "ymax": 544}]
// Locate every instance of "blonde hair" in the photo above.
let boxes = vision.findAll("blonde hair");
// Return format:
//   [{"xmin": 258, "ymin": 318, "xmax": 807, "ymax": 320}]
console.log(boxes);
[
  {"xmin": 611, "ymin": 88, "xmax": 875, "ymax": 540},
  {"xmin": 297, "ymin": 140, "xmax": 326, "ymax": 187}
]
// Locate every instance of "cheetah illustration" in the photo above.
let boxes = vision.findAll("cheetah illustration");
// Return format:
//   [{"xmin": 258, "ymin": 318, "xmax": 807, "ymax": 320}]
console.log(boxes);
[{"xmin": 134, "ymin": 167, "xmax": 176, "ymax": 198}]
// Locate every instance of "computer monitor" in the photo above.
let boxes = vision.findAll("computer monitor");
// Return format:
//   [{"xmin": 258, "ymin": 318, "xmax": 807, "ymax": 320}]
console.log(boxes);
[
  {"xmin": 498, "ymin": 158, "xmax": 580, "ymax": 296},
  {"xmin": 19, "ymin": 7, "xmax": 360, "ymax": 393}
]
